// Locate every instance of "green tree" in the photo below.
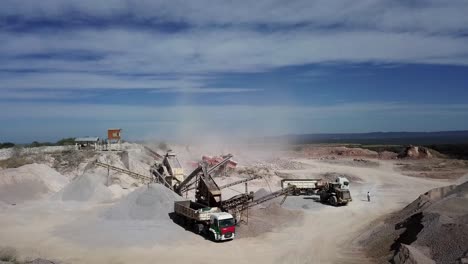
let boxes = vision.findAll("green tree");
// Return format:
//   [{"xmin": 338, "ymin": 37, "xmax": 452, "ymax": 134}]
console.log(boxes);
[
  {"xmin": 0, "ymin": 142, "xmax": 15, "ymax": 149},
  {"xmin": 56, "ymin": 137, "xmax": 76, "ymax": 146}
]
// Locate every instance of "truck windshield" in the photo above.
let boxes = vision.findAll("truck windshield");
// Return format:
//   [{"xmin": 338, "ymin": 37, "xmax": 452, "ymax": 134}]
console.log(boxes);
[{"xmin": 219, "ymin": 218, "xmax": 235, "ymax": 228}]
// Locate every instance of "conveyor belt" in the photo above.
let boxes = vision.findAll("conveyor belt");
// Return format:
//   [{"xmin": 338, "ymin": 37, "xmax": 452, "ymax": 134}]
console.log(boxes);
[{"xmin": 95, "ymin": 161, "xmax": 153, "ymax": 182}]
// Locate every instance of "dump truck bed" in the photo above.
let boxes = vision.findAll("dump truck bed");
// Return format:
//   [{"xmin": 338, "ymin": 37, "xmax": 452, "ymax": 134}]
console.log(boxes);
[
  {"xmin": 174, "ymin": 200, "xmax": 222, "ymax": 222},
  {"xmin": 281, "ymin": 179, "xmax": 322, "ymax": 189}
]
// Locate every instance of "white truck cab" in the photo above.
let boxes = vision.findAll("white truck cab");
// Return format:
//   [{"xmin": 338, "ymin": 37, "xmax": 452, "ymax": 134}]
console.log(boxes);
[
  {"xmin": 335, "ymin": 177, "xmax": 350, "ymax": 190},
  {"xmin": 209, "ymin": 212, "xmax": 236, "ymax": 241}
]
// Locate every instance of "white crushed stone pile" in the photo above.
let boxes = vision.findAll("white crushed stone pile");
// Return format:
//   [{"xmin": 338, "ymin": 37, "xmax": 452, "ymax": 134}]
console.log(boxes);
[
  {"xmin": 0, "ymin": 164, "xmax": 68, "ymax": 204},
  {"xmin": 92, "ymin": 152, "xmax": 140, "ymax": 188},
  {"xmin": 52, "ymin": 183, "xmax": 186, "ymax": 247},
  {"xmin": 104, "ymin": 183, "xmax": 183, "ymax": 221},
  {"xmin": 126, "ymin": 149, "xmax": 153, "ymax": 177},
  {"xmin": 0, "ymin": 148, "xmax": 14, "ymax": 161},
  {"xmin": 0, "ymin": 146, "xmax": 73, "ymax": 161},
  {"xmin": 263, "ymin": 158, "xmax": 308, "ymax": 170},
  {"xmin": 54, "ymin": 173, "xmax": 113, "ymax": 203}
]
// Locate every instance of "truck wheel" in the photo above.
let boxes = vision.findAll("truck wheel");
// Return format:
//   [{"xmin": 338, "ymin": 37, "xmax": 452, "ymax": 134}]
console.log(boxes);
[
  {"xmin": 193, "ymin": 223, "xmax": 204, "ymax": 234},
  {"xmin": 175, "ymin": 215, "xmax": 185, "ymax": 226},
  {"xmin": 328, "ymin": 196, "xmax": 338, "ymax": 206},
  {"xmin": 179, "ymin": 217, "xmax": 186, "ymax": 228},
  {"xmin": 209, "ymin": 231, "xmax": 216, "ymax": 241},
  {"xmin": 320, "ymin": 192, "xmax": 327, "ymax": 203}
]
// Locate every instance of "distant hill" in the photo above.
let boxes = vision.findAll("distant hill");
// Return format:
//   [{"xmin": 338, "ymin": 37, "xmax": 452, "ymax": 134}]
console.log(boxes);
[{"xmin": 278, "ymin": 131, "xmax": 468, "ymax": 145}]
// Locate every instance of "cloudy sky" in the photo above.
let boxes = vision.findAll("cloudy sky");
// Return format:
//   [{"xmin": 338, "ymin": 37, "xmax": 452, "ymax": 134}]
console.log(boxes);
[{"xmin": 1, "ymin": 0, "xmax": 468, "ymax": 142}]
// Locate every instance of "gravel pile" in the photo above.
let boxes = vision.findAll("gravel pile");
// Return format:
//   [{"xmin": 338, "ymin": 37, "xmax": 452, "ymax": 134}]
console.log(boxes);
[
  {"xmin": 0, "ymin": 164, "xmax": 68, "ymax": 204},
  {"xmin": 237, "ymin": 202, "xmax": 303, "ymax": 238},
  {"xmin": 236, "ymin": 165, "xmax": 275, "ymax": 178},
  {"xmin": 52, "ymin": 184, "xmax": 187, "ymax": 248},
  {"xmin": 320, "ymin": 172, "xmax": 363, "ymax": 183},
  {"xmin": 263, "ymin": 158, "xmax": 308, "ymax": 170},
  {"xmin": 54, "ymin": 173, "xmax": 113, "ymax": 203},
  {"xmin": 104, "ymin": 183, "xmax": 183, "ymax": 221},
  {"xmin": 362, "ymin": 181, "xmax": 468, "ymax": 264},
  {"xmin": 0, "ymin": 148, "xmax": 14, "ymax": 161},
  {"xmin": 303, "ymin": 146, "xmax": 379, "ymax": 158}
]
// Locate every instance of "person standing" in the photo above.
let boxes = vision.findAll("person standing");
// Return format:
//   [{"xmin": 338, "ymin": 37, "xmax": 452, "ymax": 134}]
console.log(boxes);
[{"xmin": 367, "ymin": 191, "xmax": 371, "ymax": 202}]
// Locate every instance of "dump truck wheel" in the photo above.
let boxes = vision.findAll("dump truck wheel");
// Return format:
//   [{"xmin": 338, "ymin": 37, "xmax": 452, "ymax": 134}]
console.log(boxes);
[
  {"xmin": 179, "ymin": 217, "xmax": 187, "ymax": 228},
  {"xmin": 320, "ymin": 192, "xmax": 328, "ymax": 203},
  {"xmin": 328, "ymin": 196, "xmax": 338, "ymax": 206},
  {"xmin": 193, "ymin": 223, "xmax": 204, "ymax": 234},
  {"xmin": 209, "ymin": 231, "xmax": 216, "ymax": 241},
  {"xmin": 173, "ymin": 214, "xmax": 181, "ymax": 225}
]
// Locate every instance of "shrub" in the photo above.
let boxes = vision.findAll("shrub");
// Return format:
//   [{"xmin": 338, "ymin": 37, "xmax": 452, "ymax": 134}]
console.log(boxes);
[{"xmin": 0, "ymin": 142, "xmax": 15, "ymax": 149}]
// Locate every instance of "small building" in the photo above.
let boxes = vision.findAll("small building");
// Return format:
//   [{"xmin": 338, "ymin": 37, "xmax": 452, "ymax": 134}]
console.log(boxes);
[
  {"xmin": 107, "ymin": 128, "xmax": 122, "ymax": 151},
  {"xmin": 75, "ymin": 137, "xmax": 100, "ymax": 150},
  {"xmin": 107, "ymin": 129, "xmax": 122, "ymax": 141}
]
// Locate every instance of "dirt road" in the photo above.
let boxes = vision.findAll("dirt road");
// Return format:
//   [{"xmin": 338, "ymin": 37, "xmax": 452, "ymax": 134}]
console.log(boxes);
[{"xmin": 0, "ymin": 158, "xmax": 454, "ymax": 264}]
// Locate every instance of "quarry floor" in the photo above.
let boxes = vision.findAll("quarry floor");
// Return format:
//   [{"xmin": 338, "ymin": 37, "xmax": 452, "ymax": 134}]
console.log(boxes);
[{"xmin": 0, "ymin": 153, "xmax": 460, "ymax": 264}]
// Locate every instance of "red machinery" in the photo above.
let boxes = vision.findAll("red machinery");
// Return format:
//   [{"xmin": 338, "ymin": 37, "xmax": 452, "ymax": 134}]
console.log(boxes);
[{"xmin": 202, "ymin": 155, "xmax": 237, "ymax": 169}]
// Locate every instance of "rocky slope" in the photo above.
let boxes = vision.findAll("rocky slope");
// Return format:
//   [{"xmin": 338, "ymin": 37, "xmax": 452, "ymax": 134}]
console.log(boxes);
[{"xmin": 362, "ymin": 181, "xmax": 468, "ymax": 263}]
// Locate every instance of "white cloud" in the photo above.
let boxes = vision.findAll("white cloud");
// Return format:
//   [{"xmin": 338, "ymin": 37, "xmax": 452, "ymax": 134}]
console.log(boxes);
[
  {"xmin": 1, "ymin": 1, "xmax": 468, "ymax": 34},
  {"xmin": 0, "ymin": 90, "xmax": 82, "ymax": 99},
  {"xmin": 0, "ymin": 1, "xmax": 467, "ymax": 94},
  {"xmin": 150, "ymin": 87, "xmax": 263, "ymax": 93},
  {"xmin": 1, "ymin": 28, "xmax": 468, "ymax": 91},
  {"xmin": 0, "ymin": 72, "xmax": 204, "ymax": 90}
]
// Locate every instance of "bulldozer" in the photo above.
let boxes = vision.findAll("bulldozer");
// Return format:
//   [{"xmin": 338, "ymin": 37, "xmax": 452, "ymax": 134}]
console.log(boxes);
[{"xmin": 318, "ymin": 177, "xmax": 352, "ymax": 206}]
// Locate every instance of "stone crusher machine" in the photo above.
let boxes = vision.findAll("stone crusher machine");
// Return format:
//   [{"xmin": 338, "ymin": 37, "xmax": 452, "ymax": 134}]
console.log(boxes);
[
  {"xmin": 172, "ymin": 154, "xmax": 298, "ymax": 212},
  {"xmin": 172, "ymin": 185, "xmax": 296, "ymax": 241},
  {"xmin": 202, "ymin": 155, "xmax": 237, "ymax": 176},
  {"xmin": 166, "ymin": 154, "xmax": 298, "ymax": 241},
  {"xmin": 150, "ymin": 150, "xmax": 185, "ymax": 190},
  {"xmin": 173, "ymin": 154, "xmax": 256, "ymax": 207}
]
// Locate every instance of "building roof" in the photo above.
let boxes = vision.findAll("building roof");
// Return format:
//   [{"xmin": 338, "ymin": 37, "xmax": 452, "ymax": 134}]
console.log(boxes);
[{"xmin": 75, "ymin": 137, "xmax": 99, "ymax": 142}]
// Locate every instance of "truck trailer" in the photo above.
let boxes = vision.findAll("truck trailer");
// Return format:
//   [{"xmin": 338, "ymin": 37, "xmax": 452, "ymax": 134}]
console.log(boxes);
[
  {"xmin": 281, "ymin": 179, "xmax": 322, "ymax": 195},
  {"xmin": 281, "ymin": 177, "xmax": 352, "ymax": 206},
  {"xmin": 174, "ymin": 200, "xmax": 236, "ymax": 241}
]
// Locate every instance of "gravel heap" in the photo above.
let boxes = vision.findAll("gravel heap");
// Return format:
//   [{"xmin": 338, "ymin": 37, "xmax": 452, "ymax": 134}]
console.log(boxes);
[
  {"xmin": 303, "ymin": 146, "xmax": 379, "ymax": 158},
  {"xmin": 0, "ymin": 164, "xmax": 68, "ymax": 204},
  {"xmin": 236, "ymin": 202, "xmax": 303, "ymax": 238},
  {"xmin": 263, "ymin": 158, "xmax": 308, "ymax": 170},
  {"xmin": 398, "ymin": 145, "xmax": 434, "ymax": 159},
  {"xmin": 103, "ymin": 183, "xmax": 183, "ymax": 221},
  {"xmin": 54, "ymin": 173, "xmax": 113, "ymax": 203},
  {"xmin": 236, "ymin": 165, "xmax": 275, "ymax": 178},
  {"xmin": 319, "ymin": 172, "xmax": 363, "ymax": 183},
  {"xmin": 362, "ymin": 181, "xmax": 468, "ymax": 264}
]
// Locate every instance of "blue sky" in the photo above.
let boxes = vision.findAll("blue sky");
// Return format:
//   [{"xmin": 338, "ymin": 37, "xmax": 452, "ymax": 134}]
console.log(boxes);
[{"xmin": 1, "ymin": 0, "xmax": 468, "ymax": 143}]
